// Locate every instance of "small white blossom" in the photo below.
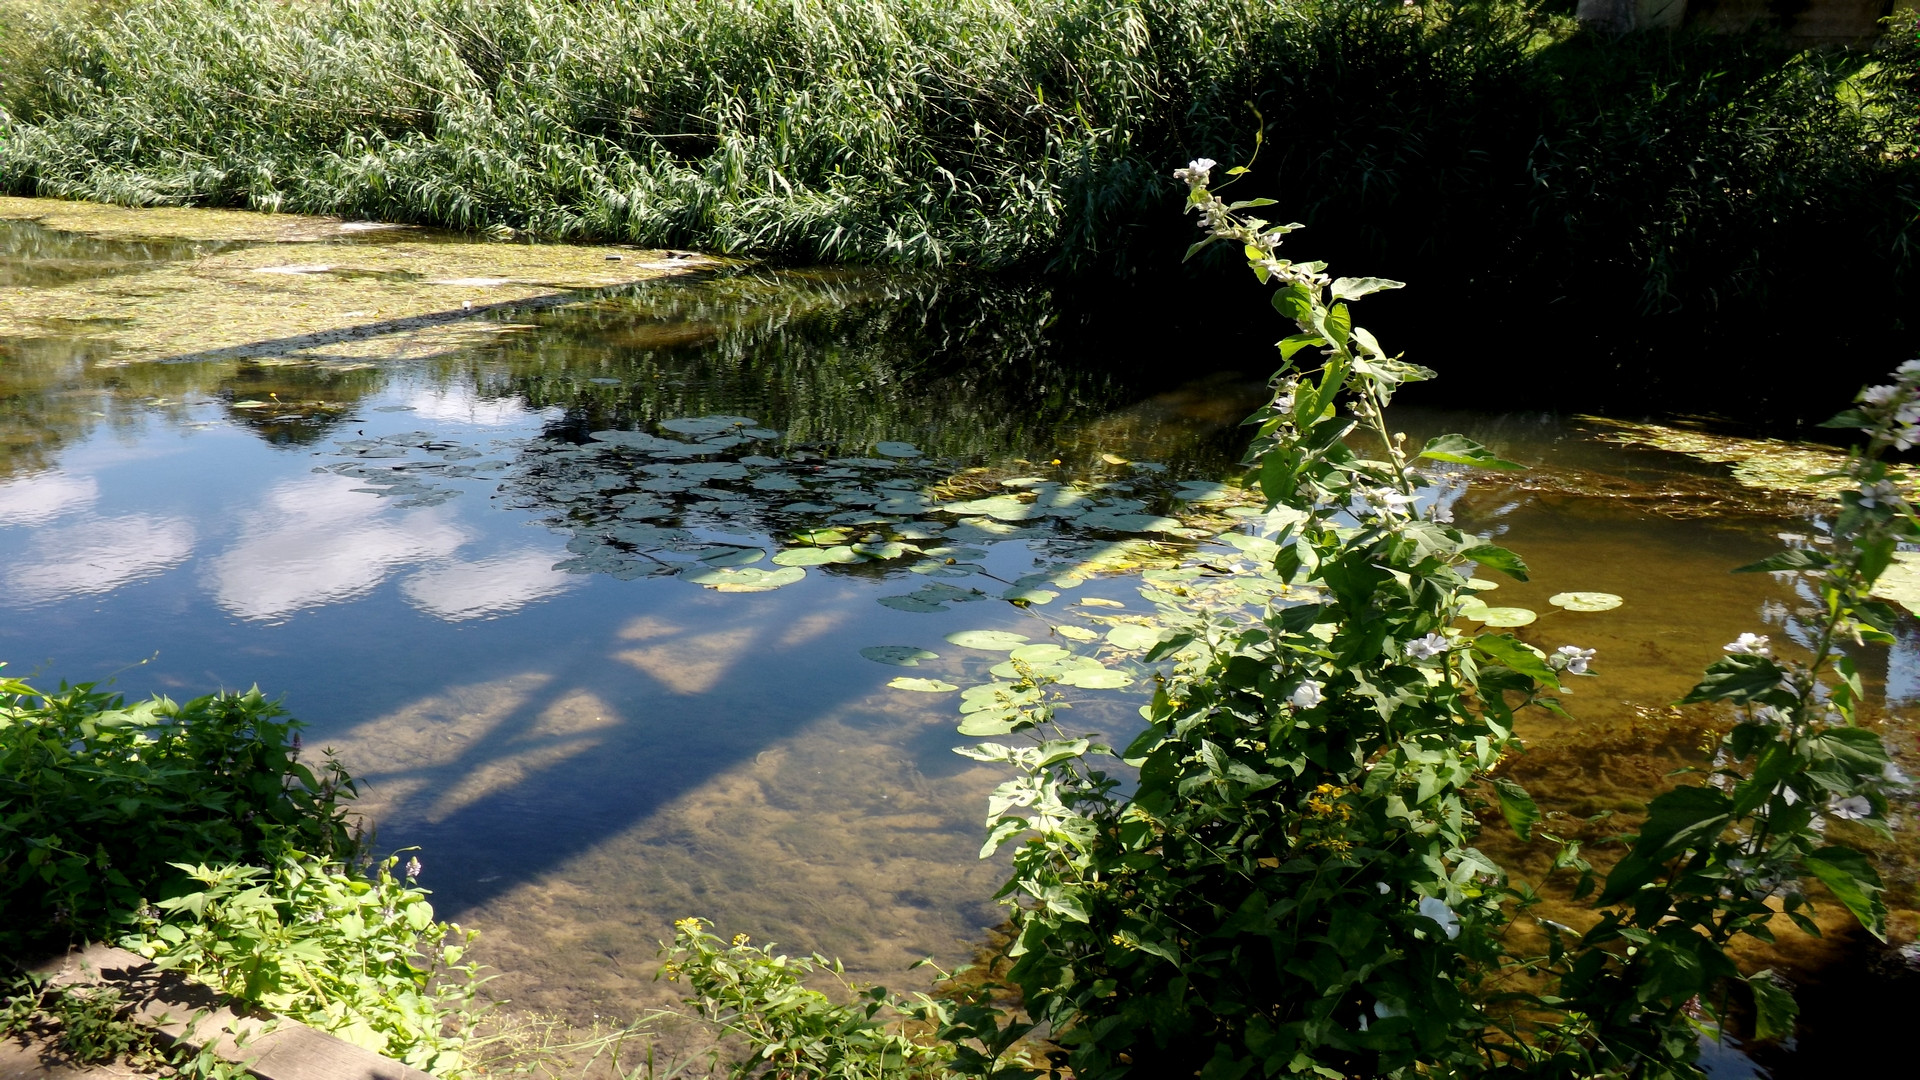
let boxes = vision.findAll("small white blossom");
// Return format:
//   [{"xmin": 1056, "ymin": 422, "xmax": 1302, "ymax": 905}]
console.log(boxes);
[
  {"xmin": 1372, "ymin": 1000, "xmax": 1405, "ymax": 1019},
  {"xmin": 1376, "ymin": 881, "xmax": 1391, "ymax": 894},
  {"xmin": 1417, "ymin": 896, "xmax": 1461, "ymax": 940},
  {"xmin": 1724, "ymin": 633, "xmax": 1772, "ymax": 657},
  {"xmin": 1882, "ymin": 761, "xmax": 1912, "ymax": 789},
  {"xmin": 1289, "ymin": 680, "xmax": 1324, "ymax": 709},
  {"xmin": 1404, "ymin": 633, "xmax": 1450, "ymax": 660},
  {"xmin": 1859, "ymin": 479, "xmax": 1900, "ymax": 507},
  {"xmin": 1554, "ymin": 645, "xmax": 1596, "ymax": 675},
  {"xmin": 1827, "ymin": 795, "xmax": 1873, "ymax": 821},
  {"xmin": 1898, "ymin": 359, "xmax": 1920, "ymax": 382},
  {"xmin": 1863, "ymin": 384, "xmax": 1901, "ymax": 407},
  {"xmin": 1173, "ymin": 158, "xmax": 1217, "ymax": 188},
  {"xmin": 405, "ymin": 856, "xmax": 423, "ymax": 879}
]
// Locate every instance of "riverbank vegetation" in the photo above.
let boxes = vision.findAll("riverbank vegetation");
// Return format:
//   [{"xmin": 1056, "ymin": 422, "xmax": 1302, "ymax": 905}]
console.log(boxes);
[
  {"xmin": 0, "ymin": 675, "xmax": 484, "ymax": 1074},
  {"xmin": 2, "ymin": 0, "xmax": 1917, "ymax": 412}
]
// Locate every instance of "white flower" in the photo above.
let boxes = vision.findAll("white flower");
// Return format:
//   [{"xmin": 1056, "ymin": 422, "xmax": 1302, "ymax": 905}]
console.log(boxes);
[
  {"xmin": 1724, "ymin": 633, "xmax": 1771, "ymax": 657},
  {"xmin": 1172, "ymin": 157, "xmax": 1217, "ymax": 187},
  {"xmin": 1882, "ymin": 761, "xmax": 1912, "ymax": 789},
  {"xmin": 1554, "ymin": 645, "xmax": 1596, "ymax": 675},
  {"xmin": 1289, "ymin": 680, "xmax": 1324, "ymax": 709},
  {"xmin": 1372, "ymin": 1000, "xmax": 1405, "ymax": 1019},
  {"xmin": 1858, "ymin": 479, "xmax": 1899, "ymax": 507},
  {"xmin": 1404, "ymin": 633, "xmax": 1450, "ymax": 660},
  {"xmin": 1430, "ymin": 502, "xmax": 1454, "ymax": 524},
  {"xmin": 1417, "ymin": 896, "xmax": 1461, "ymax": 940},
  {"xmin": 1273, "ymin": 393, "xmax": 1295, "ymax": 413},
  {"xmin": 1863, "ymin": 384, "xmax": 1901, "ymax": 407},
  {"xmin": 1827, "ymin": 795, "xmax": 1873, "ymax": 821},
  {"xmin": 1376, "ymin": 881, "xmax": 1391, "ymax": 894},
  {"xmin": 1899, "ymin": 359, "xmax": 1920, "ymax": 382}
]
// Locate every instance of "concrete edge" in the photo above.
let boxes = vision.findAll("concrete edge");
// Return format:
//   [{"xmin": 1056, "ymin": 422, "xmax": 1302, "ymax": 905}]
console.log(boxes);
[{"xmin": 31, "ymin": 945, "xmax": 436, "ymax": 1080}]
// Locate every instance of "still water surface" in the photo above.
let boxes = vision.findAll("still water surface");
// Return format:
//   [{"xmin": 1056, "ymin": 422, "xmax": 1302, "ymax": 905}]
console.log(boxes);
[{"xmin": 1, "ymin": 214, "xmax": 1911, "ymax": 1065}]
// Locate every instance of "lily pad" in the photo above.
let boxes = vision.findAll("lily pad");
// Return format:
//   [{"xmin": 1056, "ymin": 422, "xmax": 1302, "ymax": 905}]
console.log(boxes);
[
  {"xmin": 878, "ymin": 594, "xmax": 946, "ymax": 612},
  {"xmin": 1871, "ymin": 550, "xmax": 1920, "ymax": 613},
  {"xmin": 1009, "ymin": 644, "xmax": 1071, "ymax": 663},
  {"xmin": 793, "ymin": 528, "xmax": 851, "ymax": 545},
  {"xmin": 1470, "ymin": 605, "xmax": 1538, "ymax": 627},
  {"xmin": 698, "ymin": 546, "xmax": 766, "ymax": 567},
  {"xmin": 888, "ymin": 677, "xmax": 958, "ymax": 693},
  {"xmin": 875, "ymin": 441, "xmax": 923, "ymax": 458},
  {"xmin": 1003, "ymin": 587, "xmax": 1058, "ymax": 605},
  {"xmin": 957, "ymin": 712, "xmax": 1027, "ymax": 736},
  {"xmin": 945, "ymin": 630, "xmax": 1031, "ymax": 651},
  {"xmin": 660, "ymin": 415, "xmax": 756, "ymax": 435},
  {"xmin": 772, "ymin": 547, "xmax": 839, "ymax": 566},
  {"xmin": 1106, "ymin": 624, "xmax": 1163, "ymax": 651},
  {"xmin": 1053, "ymin": 625, "xmax": 1099, "ymax": 642},
  {"xmin": 862, "ymin": 646, "xmax": 941, "ymax": 666},
  {"xmin": 681, "ymin": 565, "xmax": 806, "ymax": 592},
  {"xmin": 1549, "ymin": 591, "xmax": 1623, "ymax": 612},
  {"xmin": 1463, "ymin": 579, "xmax": 1501, "ymax": 592},
  {"xmin": 1059, "ymin": 668, "xmax": 1132, "ymax": 689},
  {"xmin": 1077, "ymin": 597, "xmax": 1126, "ymax": 608}
]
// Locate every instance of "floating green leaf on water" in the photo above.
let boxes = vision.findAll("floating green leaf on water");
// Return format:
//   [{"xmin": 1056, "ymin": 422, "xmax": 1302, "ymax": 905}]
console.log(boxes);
[
  {"xmin": 793, "ymin": 527, "xmax": 851, "ymax": 545},
  {"xmin": 1003, "ymin": 587, "xmax": 1058, "ymax": 605},
  {"xmin": 1871, "ymin": 551, "xmax": 1920, "ymax": 614},
  {"xmin": 878, "ymin": 594, "xmax": 945, "ymax": 612},
  {"xmin": 1009, "ymin": 644, "xmax": 1070, "ymax": 663},
  {"xmin": 888, "ymin": 677, "xmax": 957, "ymax": 693},
  {"xmin": 945, "ymin": 630, "xmax": 1030, "ymax": 651},
  {"xmin": 1549, "ymin": 591, "xmax": 1623, "ymax": 612},
  {"xmin": 1077, "ymin": 597, "xmax": 1125, "ymax": 608},
  {"xmin": 659, "ymin": 415, "xmax": 757, "ymax": 436},
  {"xmin": 1053, "ymin": 625, "xmax": 1099, "ymax": 642},
  {"xmin": 698, "ymin": 546, "xmax": 766, "ymax": 567},
  {"xmin": 1463, "ymin": 579, "xmax": 1501, "ymax": 592},
  {"xmin": 874, "ymin": 441, "xmax": 923, "ymax": 458},
  {"xmin": 1059, "ymin": 668, "xmax": 1131, "ymax": 689},
  {"xmin": 680, "ymin": 565, "xmax": 806, "ymax": 592},
  {"xmin": 861, "ymin": 646, "xmax": 941, "ymax": 666},
  {"xmin": 1464, "ymin": 604, "xmax": 1537, "ymax": 627},
  {"xmin": 1106, "ymin": 624, "xmax": 1163, "ymax": 651}
]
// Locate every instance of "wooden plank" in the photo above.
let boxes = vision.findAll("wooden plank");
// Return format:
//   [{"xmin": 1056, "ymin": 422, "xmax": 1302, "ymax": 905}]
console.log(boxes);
[{"xmin": 30, "ymin": 946, "xmax": 436, "ymax": 1080}]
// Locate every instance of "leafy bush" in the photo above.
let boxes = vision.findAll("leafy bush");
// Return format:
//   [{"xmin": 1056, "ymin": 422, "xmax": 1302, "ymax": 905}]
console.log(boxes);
[
  {"xmin": 121, "ymin": 855, "xmax": 484, "ymax": 1077},
  {"xmin": 0, "ymin": 673, "xmax": 357, "ymax": 953}
]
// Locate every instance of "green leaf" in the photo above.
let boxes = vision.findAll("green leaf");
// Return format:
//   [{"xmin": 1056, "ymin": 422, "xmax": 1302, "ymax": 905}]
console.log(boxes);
[
  {"xmin": 860, "ymin": 646, "xmax": 940, "ymax": 667},
  {"xmin": 1474, "ymin": 634, "xmax": 1559, "ymax": 686},
  {"xmin": 1494, "ymin": 777, "xmax": 1542, "ymax": 841},
  {"xmin": 1330, "ymin": 276, "xmax": 1406, "ymax": 302},
  {"xmin": 1059, "ymin": 667, "xmax": 1130, "ymax": 689},
  {"xmin": 1548, "ymin": 591, "xmax": 1623, "ymax": 612},
  {"xmin": 1106, "ymin": 624, "xmax": 1163, "ymax": 651},
  {"xmin": 1009, "ymin": 644, "xmax": 1070, "ymax": 663},
  {"xmin": 1803, "ymin": 848, "xmax": 1888, "ymax": 941},
  {"xmin": 1461, "ymin": 544, "xmax": 1530, "ymax": 582},
  {"xmin": 888, "ymin": 677, "xmax": 957, "ymax": 693},
  {"xmin": 1478, "ymin": 606, "xmax": 1537, "ymax": 628},
  {"xmin": 1680, "ymin": 654, "xmax": 1787, "ymax": 704},
  {"xmin": 1419, "ymin": 434, "xmax": 1523, "ymax": 471},
  {"xmin": 1733, "ymin": 549, "xmax": 1833, "ymax": 574},
  {"xmin": 945, "ymin": 630, "xmax": 1030, "ymax": 651},
  {"xmin": 1277, "ymin": 333, "xmax": 1326, "ymax": 361},
  {"xmin": 874, "ymin": 441, "xmax": 922, "ymax": 458},
  {"xmin": 1747, "ymin": 972, "xmax": 1798, "ymax": 1041}
]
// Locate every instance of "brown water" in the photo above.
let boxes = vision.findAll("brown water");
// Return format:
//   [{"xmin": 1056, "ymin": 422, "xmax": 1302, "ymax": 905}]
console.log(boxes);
[{"xmin": 1, "ymin": 205, "xmax": 1913, "ymax": 1071}]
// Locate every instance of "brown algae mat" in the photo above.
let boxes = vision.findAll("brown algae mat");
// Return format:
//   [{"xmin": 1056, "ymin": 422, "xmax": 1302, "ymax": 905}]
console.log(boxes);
[{"xmin": 0, "ymin": 196, "xmax": 727, "ymax": 365}]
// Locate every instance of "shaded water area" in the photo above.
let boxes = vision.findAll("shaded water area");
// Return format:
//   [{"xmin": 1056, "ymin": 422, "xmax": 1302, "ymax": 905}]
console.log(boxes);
[{"xmin": 2, "ymin": 203, "xmax": 1916, "ymax": 1072}]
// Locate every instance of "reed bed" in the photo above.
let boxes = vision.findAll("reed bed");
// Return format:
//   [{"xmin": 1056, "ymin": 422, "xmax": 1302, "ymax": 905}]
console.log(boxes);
[{"xmin": 2, "ymin": 0, "xmax": 1916, "ymax": 406}]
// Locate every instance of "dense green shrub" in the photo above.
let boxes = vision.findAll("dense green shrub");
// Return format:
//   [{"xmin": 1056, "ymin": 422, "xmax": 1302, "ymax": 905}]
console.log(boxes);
[{"xmin": 0, "ymin": 671, "xmax": 356, "ymax": 952}]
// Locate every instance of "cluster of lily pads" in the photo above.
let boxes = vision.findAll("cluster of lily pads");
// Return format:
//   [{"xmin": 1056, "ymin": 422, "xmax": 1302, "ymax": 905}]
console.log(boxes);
[{"xmin": 477, "ymin": 415, "xmax": 1251, "ymax": 595}]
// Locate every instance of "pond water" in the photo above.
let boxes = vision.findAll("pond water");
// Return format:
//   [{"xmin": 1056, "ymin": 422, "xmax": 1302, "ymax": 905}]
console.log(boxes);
[{"xmin": 1, "ymin": 207, "xmax": 1913, "ymax": 1070}]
